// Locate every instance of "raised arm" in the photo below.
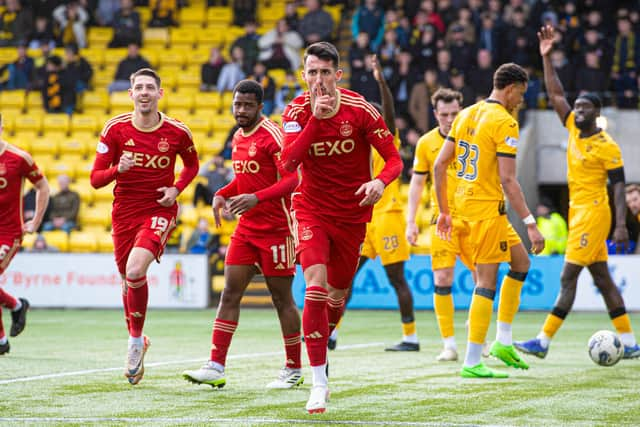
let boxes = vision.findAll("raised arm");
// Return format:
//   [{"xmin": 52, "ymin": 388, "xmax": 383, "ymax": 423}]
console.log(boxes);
[
  {"xmin": 372, "ymin": 54, "xmax": 396, "ymax": 134},
  {"xmin": 539, "ymin": 25, "xmax": 571, "ymax": 123}
]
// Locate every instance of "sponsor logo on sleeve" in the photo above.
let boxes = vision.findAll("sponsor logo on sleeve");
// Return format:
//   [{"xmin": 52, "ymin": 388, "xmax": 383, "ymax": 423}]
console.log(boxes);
[
  {"xmin": 97, "ymin": 142, "xmax": 109, "ymax": 153},
  {"xmin": 283, "ymin": 121, "xmax": 302, "ymax": 133},
  {"xmin": 505, "ymin": 136, "xmax": 518, "ymax": 147}
]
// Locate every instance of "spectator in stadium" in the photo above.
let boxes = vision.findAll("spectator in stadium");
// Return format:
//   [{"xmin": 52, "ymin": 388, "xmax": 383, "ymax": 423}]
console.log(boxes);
[
  {"xmin": 249, "ymin": 62, "xmax": 276, "ymax": 116},
  {"xmin": 387, "ymin": 49, "xmax": 416, "ymax": 120},
  {"xmin": 148, "ymin": 0, "xmax": 178, "ymax": 27},
  {"xmin": 3, "ymin": 43, "xmax": 35, "ymax": 90},
  {"xmin": 232, "ymin": 0, "xmax": 256, "ymax": 27},
  {"xmin": 258, "ymin": 19, "xmax": 304, "ymax": 71},
  {"xmin": 445, "ymin": 6, "xmax": 476, "ymax": 44},
  {"xmin": 31, "ymin": 42, "xmax": 53, "ymax": 90},
  {"xmin": 186, "ymin": 218, "xmax": 215, "ymax": 255},
  {"xmin": 64, "ymin": 42, "xmax": 93, "ymax": 96},
  {"xmin": 378, "ymin": 29, "xmax": 401, "ymax": 70},
  {"xmin": 28, "ymin": 16, "xmax": 56, "ymax": 50},
  {"xmin": 30, "ymin": 234, "xmax": 59, "ymax": 253},
  {"xmin": 350, "ymin": 53, "xmax": 380, "ymax": 104},
  {"xmin": 108, "ymin": 43, "xmax": 151, "ymax": 93},
  {"xmin": 200, "ymin": 47, "xmax": 226, "ymax": 92},
  {"xmin": 611, "ymin": 16, "xmax": 639, "ymax": 108},
  {"xmin": 477, "ymin": 12, "xmax": 500, "ymax": 61},
  {"xmin": 0, "ymin": 0, "xmax": 33, "ymax": 47},
  {"xmin": 575, "ymin": 49, "xmax": 609, "ymax": 102},
  {"xmin": 109, "ymin": 0, "xmax": 142, "ymax": 48},
  {"xmin": 217, "ymin": 46, "xmax": 246, "ymax": 93},
  {"xmin": 283, "ymin": 1, "xmax": 299, "ymax": 33},
  {"xmin": 42, "ymin": 174, "xmax": 80, "ymax": 234},
  {"xmin": 193, "ymin": 155, "xmax": 233, "ymax": 207},
  {"xmin": 230, "ymin": 21, "xmax": 260, "ymax": 75},
  {"xmin": 468, "ymin": 49, "xmax": 495, "ymax": 100},
  {"xmin": 436, "ymin": 0, "xmax": 456, "ymax": 29},
  {"xmin": 274, "ymin": 70, "xmax": 303, "ymax": 114},
  {"xmin": 409, "ymin": 68, "xmax": 439, "ymax": 133},
  {"xmin": 446, "ymin": 24, "xmax": 477, "ymax": 74},
  {"xmin": 52, "ymin": 0, "xmax": 89, "ymax": 48},
  {"xmin": 503, "ymin": 7, "xmax": 536, "ymax": 66},
  {"xmin": 503, "ymin": 0, "xmax": 530, "ymax": 25},
  {"xmin": 348, "ymin": 32, "xmax": 370, "ymax": 80},
  {"xmin": 410, "ymin": 24, "xmax": 437, "ymax": 72},
  {"xmin": 547, "ymin": 48, "xmax": 575, "ymax": 104},
  {"xmin": 417, "ymin": 0, "xmax": 444, "ymax": 34},
  {"xmin": 382, "ymin": 9, "xmax": 408, "ymax": 49},
  {"xmin": 299, "ymin": 0, "xmax": 334, "ymax": 45},
  {"xmin": 435, "ymin": 49, "xmax": 452, "ymax": 87},
  {"xmin": 449, "ymin": 69, "xmax": 474, "ymax": 108},
  {"xmin": 351, "ymin": 0, "xmax": 385, "ymax": 52},
  {"xmin": 42, "ymin": 55, "xmax": 75, "ymax": 114},
  {"xmin": 535, "ymin": 198, "xmax": 568, "ymax": 256},
  {"xmin": 96, "ymin": 0, "xmax": 120, "ymax": 26}
]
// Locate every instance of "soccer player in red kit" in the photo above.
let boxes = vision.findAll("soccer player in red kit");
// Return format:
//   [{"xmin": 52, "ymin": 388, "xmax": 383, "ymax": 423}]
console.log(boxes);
[
  {"xmin": 281, "ymin": 42, "xmax": 402, "ymax": 413},
  {"xmin": 90, "ymin": 68, "xmax": 199, "ymax": 385},
  {"xmin": 182, "ymin": 80, "xmax": 302, "ymax": 389},
  {"xmin": 0, "ymin": 114, "xmax": 50, "ymax": 355}
]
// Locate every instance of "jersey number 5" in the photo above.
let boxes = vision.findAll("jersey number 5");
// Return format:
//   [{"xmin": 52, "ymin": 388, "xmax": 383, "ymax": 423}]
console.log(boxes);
[{"xmin": 456, "ymin": 140, "xmax": 479, "ymax": 181}]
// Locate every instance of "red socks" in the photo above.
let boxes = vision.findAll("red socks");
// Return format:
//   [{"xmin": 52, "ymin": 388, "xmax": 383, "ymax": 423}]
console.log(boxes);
[
  {"xmin": 327, "ymin": 295, "xmax": 345, "ymax": 335},
  {"xmin": 0, "ymin": 288, "xmax": 17, "ymax": 310},
  {"xmin": 210, "ymin": 318, "xmax": 238, "ymax": 366},
  {"xmin": 126, "ymin": 276, "xmax": 148, "ymax": 338},
  {"xmin": 283, "ymin": 332, "xmax": 302, "ymax": 369},
  {"xmin": 303, "ymin": 286, "xmax": 329, "ymax": 366}
]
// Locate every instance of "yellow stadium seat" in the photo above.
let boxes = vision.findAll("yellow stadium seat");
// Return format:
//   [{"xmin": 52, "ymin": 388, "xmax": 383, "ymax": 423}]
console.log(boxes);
[
  {"xmin": 1, "ymin": 108, "xmax": 20, "ymax": 133},
  {"xmin": 88, "ymin": 27, "xmax": 114, "ymax": 48},
  {"xmin": 207, "ymin": 7, "xmax": 232, "ymax": 25},
  {"xmin": 184, "ymin": 49, "xmax": 209, "ymax": 67},
  {"xmin": 165, "ymin": 107, "xmax": 191, "ymax": 120},
  {"xmin": 79, "ymin": 201, "xmax": 112, "ymax": 228},
  {"xmin": 158, "ymin": 50, "xmax": 186, "ymax": 69},
  {"xmin": 179, "ymin": 205, "xmax": 199, "ymax": 228},
  {"xmin": 69, "ymin": 230, "xmax": 98, "ymax": 252},
  {"xmin": 270, "ymin": 69, "xmax": 287, "ymax": 87},
  {"xmin": 43, "ymin": 114, "xmax": 70, "ymax": 134},
  {"xmin": 144, "ymin": 27, "xmax": 169, "ymax": 49},
  {"xmin": 0, "ymin": 90, "xmax": 25, "ymax": 110},
  {"xmin": 185, "ymin": 115, "xmax": 211, "ymax": 134},
  {"xmin": 103, "ymin": 48, "xmax": 128, "ymax": 68},
  {"xmin": 25, "ymin": 91, "xmax": 43, "ymax": 111},
  {"xmin": 80, "ymin": 48, "xmax": 104, "ymax": 69},
  {"xmin": 196, "ymin": 30, "xmax": 225, "ymax": 48},
  {"xmin": 75, "ymin": 159, "xmax": 94, "ymax": 180},
  {"xmin": 48, "ymin": 159, "xmax": 77, "ymax": 180},
  {"xmin": 21, "ymin": 233, "xmax": 37, "ymax": 250},
  {"xmin": 193, "ymin": 92, "xmax": 220, "ymax": 114},
  {"xmin": 41, "ymin": 230, "xmax": 70, "ymax": 252},
  {"xmin": 200, "ymin": 136, "xmax": 226, "ymax": 157},
  {"xmin": 137, "ymin": 7, "xmax": 151, "ymax": 28},
  {"xmin": 30, "ymin": 136, "xmax": 60, "ymax": 157},
  {"xmin": 110, "ymin": 91, "xmax": 132, "ymax": 111},
  {"xmin": 82, "ymin": 91, "xmax": 110, "ymax": 115},
  {"xmin": 211, "ymin": 113, "xmax": 235, "ymax": 133},
  {"xmin": 179, "ymin": 7, "xmax": 206, "ymax": 28},
  {"xmin": 59, "ymin": 136, "xmax": 88, "ymax": 157},
  {"xmin": 171, "ymin": 27, "xmax": 197, "ymax": 49},
  {"xmin": 219, "ymin": 91, "xmax": 234, "ymax": 111},
  {"xmin": 70, "ymin": 114, "xmax": 99, "ymax": 134},
  {"xmin": 74, "ymin": 179, "xmax": 94, "ymax": 204},
  {"xmin": 0, "ymin": 47, "xmax": 18, "ymax": 65},
  {"xmin": 92, "ymin": 181, "xmax": 115, "ymax": 202},
  {"xmin": 96, "ymin": 230, "xmax": 115, "ymax": 252},
  {"xmin": 166, "ymin": 90, "xmax": 195, "ymax": 110},
  {"xmin": 190, "ymin": 132, "xmax": 206, "ymax": 155},
  {"xmin": 138, "ymin": 48, "xmax": 159, "ymax": 68},
  {"xmin": 176, "ymin": 69, "xmax": 201, "ymax": 91},
  {"xmin": 14, "ymin": 115, "xmax": 42, "ymax": 134},
  {"xmin": 10, "ymin": 134, "xmax": 30, "ymax": 152}
]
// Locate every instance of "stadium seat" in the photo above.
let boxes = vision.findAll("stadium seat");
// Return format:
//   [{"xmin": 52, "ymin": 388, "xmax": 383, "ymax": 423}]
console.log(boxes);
[
  {"xmin": 211, "ymin": 113, "xmax": 235, "ymax": 134},
  {"xmin": 21, "ymin": 232, "xmax": 37, "ymax": 250},
  {"xmin": 138, "ymin": 48, "xmax": 159, "ymax": 68},
  {"xmin": 179, "ymin": 7, "xmax": 206, "ymax": 28},
  {"xmin": 1, "ymin": 109, "xmax": 20, "ymax": 133},
  {"xmin": 176, "ymin": 69, "xmax": 201, "ymax": 91},
  {"xmin": 199, "ymin": 136, "xmax": 226, "ymax": 157},
  {"xmin": 144, "ymin": 27, "xmax": 169, "ymax": 49},
  {"xmin": 219, "ymin": 91, "xmax": 234, "ymax": 112},
  {"xmin": 171, "ymin": 27, "xmax": 197, "ymax": 48},
  {"xmin": 137, "ymin": 6, "xmax": 151, "ymax": 28},
  {"xmin": 165, "ymin": 107, "xmax": 191, "ymax": 120},
  {"xmin": 25, "ymin": 91, "xmax": 43, "ymax": 111},
  {"xmin": 92, "ymin": 181, "xmax": 115, "ymax": 203},
  {"xmin": 70, "ymin": 115, "xmax": 98, "ymax": 135},
  {"xmin": 166, "ymin": 90, "xmax": 195, "ymax": 111},
  {"xmin": 41, "ymin": 230, "xmax": 70, "ymax": 252},
  {"xmin": 69, "ymin": 231, "xmax": 98, "ymax": 252},
  {"xmin": 195, "ymin": 30, "xmax": 225, "ymax": 48},
  {"xmin": 50, "ymin": 158, "xmax": 80, "ymax": 180},
  {"xmin": 9, "ymin": 133, "xmax": 30, "ymax": 151},
  {"xmin": 186, "ymin": 116, "xmax": 211, "ymax": 134},
  {"xmin": 80, "ymin": 48, "xmax": 104, "ymax": 69},
  {"xmin": 59, "ymin": 135, "xmax": 91, "ymax": 157},
  {"xmin": 87, "ymin": 27, "xmax": 114, "ymax": 48},
  {"xmin": 184, "ymin": 49, "xmax": 209, "ymax": 67},
  {"xmin": 30, "ymin": 136, "xmax": 60, "ymax": 157},
  {"xmin": 96, "ymin": 230, "xmax": 115, "ymax": 252},
  {"xmin": 193, "ymin": 92, "xmax": 220, "ymax": 115},
  {"xmin": 206, "ymin": 7, "xmax": 232, "ymax": 25},
  {"xmin": 74, "ymin": 160, "xmax": 94, "ymax": 180},
  {"xmin": 110, "ymin": 91, "xmax": 133, "ymax": 111},
  {"xmin": 82, "ymin": 91, "xmax": 110, "ymax": 115},
  {"xmin": 0, "ymin": 90, "xmax": 25, "ymax": 111},
  {"xmin": 223, "ymin": 27, "xmax": 246, "ymax": 46},
  {"xmin": 43, "ymin": 114, "xmax": 70, "ymax": 134},
  {"xmin": 14, "ymin": 115, "xmax": 42, "ymax": 134},
  {"xmin": 103, "ymin": 48, "xmax": 128, "ymax": 68},
  {"xmin": 158, "ymin": 49, "xmax": 186, "ymax": 70},
  {"xmin": 0, "ymin": 47, "xmax": 18, "ymax": 64},
  {"xmin": 179, "ymin": 205, "xmax": 199, "ymax": 228},
  {"xmin": 74, "ymin": 179, "xmax": 94, "ymax": 204},
  {"xmin": 79, "ymin": 201, "xmax": 112, "ymax": 229}
]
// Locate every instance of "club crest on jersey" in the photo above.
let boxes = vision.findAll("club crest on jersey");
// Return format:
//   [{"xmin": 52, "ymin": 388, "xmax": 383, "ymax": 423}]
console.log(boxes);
[
  {"xmin": 0, "ymin": 163, "xmax": 5, "ymax": 175},
  {"xmin": 301, "ymin": 228, "xmax": 313, "ymax": 241},
  {"xmin": 248, "ymin": 142, "xmax": 257, "ymax": 157},
  {"xmin": 158, "ymin": 138, "xmax": 170, "ymax": 153},
  {"xmin": 340, "ymin": 122, "xmax": 353, "ymax": 137},
  {"xmin": 505, "ymin": 136, "xmax": 518, "ymax": 147},
  {"xmin": 97, "ymin": 142, "xmax": 109, "ymax": 153},
  {"xmin": 283, "ymin": 121, "xmax": 301, "ymax": 133}
]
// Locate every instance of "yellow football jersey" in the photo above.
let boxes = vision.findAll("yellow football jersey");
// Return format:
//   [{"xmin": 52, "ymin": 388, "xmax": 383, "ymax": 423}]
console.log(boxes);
[
  {"xmin": 449, "ymin": 100, "xmax": 518, "ymax": 221},
  {"xmin": 372, "ymin": 130, "xmax": 403, "ymax": 213},
  {"xmin": 413, "ymin": 127, "xmax": 457, "ymax": 217},
  {"xmin": 565, "ymin": 111, "xmax": 624, "ymax": 207}
]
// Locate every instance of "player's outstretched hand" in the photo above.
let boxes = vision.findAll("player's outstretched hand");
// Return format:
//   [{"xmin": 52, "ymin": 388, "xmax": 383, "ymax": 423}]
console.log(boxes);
[
  {"xmin": 156, "ymin": 186, "xmax": 179, "ymax": 207},
  {"xmin": 118, "ymin": 153, "xmax": 135, "ymax": 173},
  {"xmin": 212, "ymin": 195, "xmax": 226, "ymax": 228},
  {"xmin": 22, "ymin": 220, "xmax": 37, "ymax": 234},
  {"xmin": 436, "ymin": 213, "xmax": 452, "ymax": 241},
  {"xmin": 538, "ymin": 25, "xmax": 554, "ymax": 57},
  {"xmin": 406, "ymin": 222, "xmax": 419, "ymax": 246},
  {"xmin": 372, "ymin": 54, "xmax": 383, "ymax": 82},
  {"xmin": 356, "ymin": 178, "xmax": 385, "ymax": 206},
  {"xmin": 228, "ymin": 193, "xmax": 258, "ymax": 216},
  {"xmin": 526, "ymin": 224, "xmax": 545, "ymax": 255},
  {"xmin": 613, "ymin": 225, "xmax": 629, "ymax": 254}
]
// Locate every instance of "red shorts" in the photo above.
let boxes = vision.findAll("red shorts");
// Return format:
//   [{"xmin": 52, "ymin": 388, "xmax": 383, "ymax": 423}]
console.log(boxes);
[
  {"xmin": 112, "ymin": 208, "xmax": 177, "ymax": 276},
  {"xmin": 293, "ymin": 211, "xmax": 366, "ymax": 290},
  {"xmin": 225, "ymin": 229, "xmax": 296, "ymax": 276},
  {"xmin": 0, "ymin": 236, "xmax": 21, "ymax": 275}
]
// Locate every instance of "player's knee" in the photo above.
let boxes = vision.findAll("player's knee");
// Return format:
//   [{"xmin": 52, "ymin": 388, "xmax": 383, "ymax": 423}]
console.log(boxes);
[{"xmin": 220, "ymin": 287, "xmax": 243, "ymax": 307}]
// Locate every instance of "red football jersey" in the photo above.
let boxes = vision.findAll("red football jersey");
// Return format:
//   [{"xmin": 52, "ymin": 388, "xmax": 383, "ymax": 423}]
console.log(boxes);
[
  {"xmin": 281, "ymin": 87, "xmax": 401, "ymax": 223},
  {"xmin": 91, "ymin": 112, "xmax": 199, "ymax": 216},
  {"xmin": 217, "ymin": 117, "xmax": 294, "ymax": 234},
  {"xmin": 0, "ymin": 142, "xmax": 44, "ymax": 238}
]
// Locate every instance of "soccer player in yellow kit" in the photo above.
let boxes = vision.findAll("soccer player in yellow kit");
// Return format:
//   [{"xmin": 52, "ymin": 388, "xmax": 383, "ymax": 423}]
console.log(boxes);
[
  {"xmin": 330, "ymin": 55, "xmax": 417, "ymax": 351},
  {"xmin": 515, "ymin": 25, "xmax": 640, "ymax": 359},
  {"xmin": 407, "ymin": 88, "xmax": 474, "ymax": 361},
  {"xmin": 434, "ymin": 63, "xmax": 545, "ymax": 378}
]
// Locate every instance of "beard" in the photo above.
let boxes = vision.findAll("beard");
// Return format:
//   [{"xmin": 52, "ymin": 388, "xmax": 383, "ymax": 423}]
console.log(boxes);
[{"xmin": 574, "ymin": 117, "xmax": 595, "ymax": 130}]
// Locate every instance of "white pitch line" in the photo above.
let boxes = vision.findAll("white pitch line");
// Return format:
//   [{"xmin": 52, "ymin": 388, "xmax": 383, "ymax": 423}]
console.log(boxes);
[
  {"xmin": 0, "ymin": 342, "xmax": 384, "ymax": 385},
  {"xmin": 0, "ymin": 417, "xmax": 515, "ymax": 427}
]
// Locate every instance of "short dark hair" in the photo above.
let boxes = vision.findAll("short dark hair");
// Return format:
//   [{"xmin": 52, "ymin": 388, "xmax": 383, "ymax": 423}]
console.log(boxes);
[
  {"xmin": 625, "ymin": 184, "xmax": 640, "ymax": 194},
  {"xmin": 130, "ymin": 68, "xmax": 161, "ymax": 87},
  {"xmin": 576, "ymin": 92, "xmax": 602, "ymax": 109},
  {"xmin": 431, "ymin": 88, "xmax": 463, "ymax": 108},
  {"xmin": 493, "ymin": 63, "xmax": 528, "ymax": 89},
  {"xmin": 65, "ymin": 42, "xmax": 79, "ymax": 55},
  {"xmin": 233, "ymin": 79, "xmax": 264, "ymax": 104},
  {"xmin": 304, "ymin": 41, "xmax": 340, "ymax": 68}
]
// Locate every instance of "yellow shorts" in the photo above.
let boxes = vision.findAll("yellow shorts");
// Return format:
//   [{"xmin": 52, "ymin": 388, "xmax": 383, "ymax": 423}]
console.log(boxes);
[
  {"xmin": 430, "ymin": 217, "xmax": 474, "ymax": 271},
  {"xmin": 466, "ymin": 215, "xmax": 522, "ymax": 265},
  {"xmin": 565, "ymin": 202, "xmax": 609, "ymax": 266},
  {"xmin": 361, "ymin": 211, "xmax": 410, "ymax": 266}
]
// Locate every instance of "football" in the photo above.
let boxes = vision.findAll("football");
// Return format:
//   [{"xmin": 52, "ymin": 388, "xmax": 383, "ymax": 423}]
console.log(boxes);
[{"xmin": 588, "ymin": 330, "xmax": 624, "ymax": 366}]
